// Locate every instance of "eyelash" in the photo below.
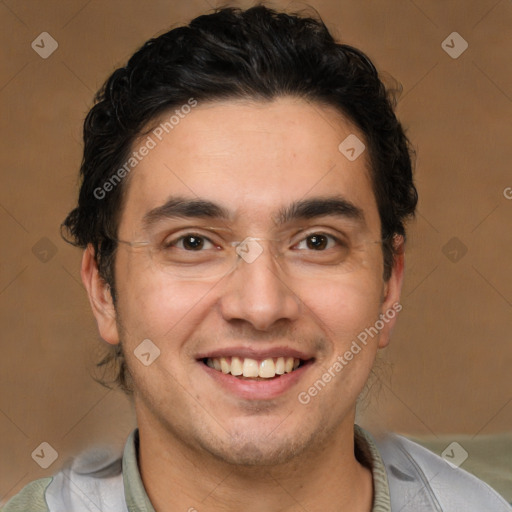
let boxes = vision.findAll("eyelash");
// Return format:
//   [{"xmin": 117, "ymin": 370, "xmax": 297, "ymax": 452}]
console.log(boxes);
[
  {"xmin": 162, "ymin": 231, "xmax": 346, "ymax": 251},
  {"xmin": 161, "ymin": 232, "xmax": 215, "ymax": 249},
  {"xmin": 294, "ymin": 233, "xmax": 341, "ymax": 250}
]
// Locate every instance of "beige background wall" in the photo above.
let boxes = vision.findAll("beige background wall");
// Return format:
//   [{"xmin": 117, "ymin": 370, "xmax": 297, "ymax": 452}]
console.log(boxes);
[{"xmin": 1, "ymin": 0, "xmax": 511, "ymax": 503}]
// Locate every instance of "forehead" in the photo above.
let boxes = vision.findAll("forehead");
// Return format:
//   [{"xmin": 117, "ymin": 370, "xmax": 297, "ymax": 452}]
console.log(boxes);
[{"xmin": 118, "ymin": 97, "xmax": 380, "ymax": 236}]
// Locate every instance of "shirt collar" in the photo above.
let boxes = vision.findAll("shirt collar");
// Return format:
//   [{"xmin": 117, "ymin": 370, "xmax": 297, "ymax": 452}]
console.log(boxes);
[
  {"xmin": 123, "ymin": 429, "xmax": 156, "ymax": 512},
  {"xmin": 354, "ymin": 424, "xmax": 392, "ymax": 512}
]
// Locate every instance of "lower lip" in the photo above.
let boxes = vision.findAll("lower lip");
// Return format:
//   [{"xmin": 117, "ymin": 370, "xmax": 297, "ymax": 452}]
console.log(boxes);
[{"xmin": 199, "ymin": 361, "xmax": 313, "ymax": 400}]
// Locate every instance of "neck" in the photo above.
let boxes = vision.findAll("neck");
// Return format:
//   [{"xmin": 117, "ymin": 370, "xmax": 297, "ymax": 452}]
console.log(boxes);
[{"xmin": 136, "ymin": 412, "xmax": 374, "ymax": 512}]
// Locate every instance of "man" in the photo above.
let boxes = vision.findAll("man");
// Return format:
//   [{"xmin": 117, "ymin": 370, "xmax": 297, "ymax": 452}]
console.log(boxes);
[{"xmin": 3, "ymin": 5, "xmax": 510, "ymax": 512}]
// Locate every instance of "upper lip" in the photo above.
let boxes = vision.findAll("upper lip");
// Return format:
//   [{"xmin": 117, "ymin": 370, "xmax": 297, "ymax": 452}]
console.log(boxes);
[{"xmin": 196, "ymin": 346, "xmax": 315, "ymax": 361}]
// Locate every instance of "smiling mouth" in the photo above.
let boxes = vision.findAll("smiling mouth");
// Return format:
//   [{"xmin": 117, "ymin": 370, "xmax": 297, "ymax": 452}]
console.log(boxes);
[{"xmin": 202, "ymin": 356, "xmax": 310, "ymax": 380}]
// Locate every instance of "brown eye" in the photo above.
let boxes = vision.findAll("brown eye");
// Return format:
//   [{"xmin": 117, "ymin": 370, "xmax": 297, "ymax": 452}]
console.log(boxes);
[
  {"xmin": 182, "ymin": 235, "xmax": 204, "ymax": 250},
  {"xmin": 294, "ymin": 233, "xmax": 342, "ymax": 252},
  {"xmin": 167, "ymin": 234, "xmax": 215, "ymax": 251},
  {"xmin": 306, "ymin": 234, "xmax": 329, "ymax": 250}
]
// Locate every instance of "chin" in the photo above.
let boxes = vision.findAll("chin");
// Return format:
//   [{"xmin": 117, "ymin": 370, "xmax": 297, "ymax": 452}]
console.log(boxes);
[
  {"xmin": 197, "ymin": 426, "xmax": 316, "ymax": 467},
  {"xmin": 210, "ymin": 440, "xmax": 302, "ymax": 467}
]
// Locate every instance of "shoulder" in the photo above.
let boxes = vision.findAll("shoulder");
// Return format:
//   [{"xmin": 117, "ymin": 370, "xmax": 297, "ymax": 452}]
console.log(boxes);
[
  {"xmin": 374, "ymin": 431, "xmax": 512, "ymax": 511},
  {"xmin": 2, "ymin": 445, "xmax": 127, "ymax": 512},
  {"xmin": 2, "ymin": 477, "xmax": 53, "ymax": 511}
]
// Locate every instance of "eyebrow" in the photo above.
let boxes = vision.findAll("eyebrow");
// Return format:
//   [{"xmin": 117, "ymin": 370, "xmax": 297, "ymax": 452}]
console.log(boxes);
[
  {"xmin": 274, "ymin": 196, "xmax": 365, "ymax": 225},
  {"xmin": 142, "ymin": 195, "xmax": 365, "ymax": 229},
  {"xmin": 142, "ymin": 197, "xmax": 232, "ymax": 229}
]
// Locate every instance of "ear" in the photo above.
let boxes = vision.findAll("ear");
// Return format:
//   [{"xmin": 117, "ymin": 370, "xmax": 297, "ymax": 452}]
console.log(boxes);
[
  {"xmin": 378, "ymin": 236, "xmax": 405, "ymax": 349},
  {"xmin": 81, "ymin": 244, "xmax": 120, "ymax": 345}
]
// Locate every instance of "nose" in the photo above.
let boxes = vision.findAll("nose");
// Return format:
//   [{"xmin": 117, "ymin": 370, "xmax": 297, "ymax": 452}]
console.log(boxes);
[{"xmin": 218, "ymin": 242, "xmax": 301, "ymax": 331}]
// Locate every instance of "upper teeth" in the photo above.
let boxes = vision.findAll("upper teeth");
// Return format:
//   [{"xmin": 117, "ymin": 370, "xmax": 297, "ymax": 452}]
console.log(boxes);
[{"xmin": 206, "ymin": 357, "xmax": 301, "ymax": 379}]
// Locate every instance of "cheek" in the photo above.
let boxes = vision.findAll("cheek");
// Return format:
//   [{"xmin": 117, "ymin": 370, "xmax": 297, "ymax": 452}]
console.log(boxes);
[
  {"xmin": 117, "ymin": 267, "xmax": 215, "ymax": 343},
  {"xmin": 294, "ymin": 276, "xmax": 384, "ymax": 421},
  {"xmin": 296, "ymin": 272, "xmax": 384, "ymax": 337}
]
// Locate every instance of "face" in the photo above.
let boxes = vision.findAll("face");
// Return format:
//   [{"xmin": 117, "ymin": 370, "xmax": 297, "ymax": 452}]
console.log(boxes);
[{"xmin": 84, "ymin": 97, "xmax": 403, "ymax": 466}]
